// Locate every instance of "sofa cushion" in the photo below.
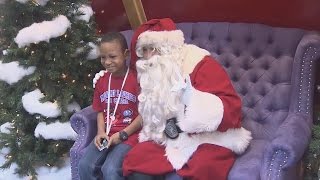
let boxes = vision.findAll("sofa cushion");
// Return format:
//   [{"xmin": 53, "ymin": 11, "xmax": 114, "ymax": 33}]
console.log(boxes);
[{"xmin": 176, "ymin": 22, "xmax": 305, "ymax": 140}]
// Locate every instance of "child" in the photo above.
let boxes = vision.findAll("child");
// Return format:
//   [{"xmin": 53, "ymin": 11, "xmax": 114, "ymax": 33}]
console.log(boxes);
[{"xmin": 78, "ymin": 32, "xmax": 142, "ymax": 180}]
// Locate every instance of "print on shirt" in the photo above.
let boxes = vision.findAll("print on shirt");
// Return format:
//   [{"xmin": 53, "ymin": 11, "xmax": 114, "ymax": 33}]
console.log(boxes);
[
  {"xmin": 100, "ymin": 90, "xmax": 137, "ymax": 105},
  {"xmin": 100, "ymin": 90, "xmax": 136, "ymax": 124},
  {"xmin": 123, "ymin": 109, "xmax": 133, "ymax": 124}
]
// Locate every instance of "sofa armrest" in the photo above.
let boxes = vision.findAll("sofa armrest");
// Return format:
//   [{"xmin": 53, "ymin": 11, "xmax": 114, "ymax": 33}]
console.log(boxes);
[
  {"xmin": 261, "ymin": 113, "xmax": 312, "ymax": 179},
  {"xmin": 70, "ymin": 106, "xmax": 98, "ymax": 151},
  {"xmin": 260, "ymin": 33, "xmax": 320, "ymax": 179},
  {"xmin": 290, "ymin": 33, "xmax": 320, "ymax": 115},
  {"xmin": 70, "ymin": 106, "xmax": 97, "ymax": 180}
]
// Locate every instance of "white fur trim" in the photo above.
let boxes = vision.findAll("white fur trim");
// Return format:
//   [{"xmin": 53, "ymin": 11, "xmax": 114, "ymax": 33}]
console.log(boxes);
[
  {"xmin": 178, "ymin": 88, "xmax": 224, "ymax": 133},
  {"xmin": 92, "ymin": 70, "xmax": 107, "ymax": 88},
  {"xmin": 165, "ymin": 133, "xmax": 198, "ymax": 169},
  {"xmin": 138, "ymin": 130, "xmax": 150, "ymax": 142},
  {"xmin": 136, "ymin": 30, "xmax": 185, "ymax": 49},
  {"xmin": 165, "ymin": 127, "xmax": 252, "ymax": 169},
  {"xmin": 182, "ymin": 44, "xmax": 210, "ymax": 75}
]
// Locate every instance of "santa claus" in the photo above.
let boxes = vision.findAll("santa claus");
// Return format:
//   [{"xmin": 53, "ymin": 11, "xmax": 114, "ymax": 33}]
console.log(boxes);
[
  {"xmin": 124, "ymin": 18, "xmax": 252, "ymax": 180},
  {"xmin": 94, "ymin": 18, "xmax": 252, "ymax": 180}
]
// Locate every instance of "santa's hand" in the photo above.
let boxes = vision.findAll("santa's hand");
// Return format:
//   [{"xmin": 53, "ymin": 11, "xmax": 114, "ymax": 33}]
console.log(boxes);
[
  {"xmin": 181, "ymin": 75, "xmax": 195, "ymax": 106},
  {"xmin": 93, "ymin": 70, "xmax": 107, "ymax": 88}
]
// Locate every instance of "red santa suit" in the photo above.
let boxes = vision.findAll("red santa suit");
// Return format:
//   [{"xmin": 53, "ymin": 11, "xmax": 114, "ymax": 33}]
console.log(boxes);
[{"xmin": 122, "ymin": 18, "xmax": 252, "ymax": 180}]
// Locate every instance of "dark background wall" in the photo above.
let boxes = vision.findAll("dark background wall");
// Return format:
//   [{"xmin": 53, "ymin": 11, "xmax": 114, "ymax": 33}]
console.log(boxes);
[{"xmin": 91, "ymin": 0, "xmax": 320, "ymax": 33}]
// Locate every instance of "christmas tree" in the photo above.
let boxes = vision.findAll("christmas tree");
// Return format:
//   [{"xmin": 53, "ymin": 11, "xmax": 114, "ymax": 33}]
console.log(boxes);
[
  {"xmin": 0, "ymin": 0, "xmax": 101, "ymax": 178},
  {"xmin": 304, "ymin": 63, "xmax": 320, "ymax": 179}
]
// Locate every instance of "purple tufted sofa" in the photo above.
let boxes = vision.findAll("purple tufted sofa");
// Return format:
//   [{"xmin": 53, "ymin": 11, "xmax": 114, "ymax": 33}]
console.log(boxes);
[{"xmin": 70, "ymin": 22, "xmax": 320, "ymax": 180}]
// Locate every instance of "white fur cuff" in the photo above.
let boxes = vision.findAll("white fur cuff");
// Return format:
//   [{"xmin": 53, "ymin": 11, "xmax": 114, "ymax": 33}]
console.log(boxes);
[
  {"xmin": 178, "ymin": 88, "xmax": 224, "ymax": 133},
  {"xmin": 165, "ymin": 127, "xmax": 252, "ymax": 169},
  {"xmin": 92, "ymin": 70, "xmax": 106, "ymax": 88}
]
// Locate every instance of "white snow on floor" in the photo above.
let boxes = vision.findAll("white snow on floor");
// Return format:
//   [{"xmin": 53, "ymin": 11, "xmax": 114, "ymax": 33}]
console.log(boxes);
[{"xmin": 0, "ymin": 148, "xmax": 71, "ymax": 180}]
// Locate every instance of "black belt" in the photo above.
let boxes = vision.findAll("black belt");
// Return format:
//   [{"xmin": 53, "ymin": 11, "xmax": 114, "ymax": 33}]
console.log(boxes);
[{"xmin": 164, "ymin": 117, "xmax": 183, "ymax": 139}]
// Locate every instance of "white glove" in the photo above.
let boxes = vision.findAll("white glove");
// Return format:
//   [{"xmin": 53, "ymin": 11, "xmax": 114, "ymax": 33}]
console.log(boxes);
[
  {"xmin": 181, "ymin": 75, "xmax": 195, "ymax": 106},
  {"xmin": 93, "ymin": 70, "xmax": 107, "ymax": 88}
]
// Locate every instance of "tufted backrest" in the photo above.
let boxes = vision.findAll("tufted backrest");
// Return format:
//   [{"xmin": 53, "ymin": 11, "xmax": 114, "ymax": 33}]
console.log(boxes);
[
  {"xmin": 122, "ymin": 22, "xmax": 307, "ymax": 141},
  {"xmin": 177, "ymin": 22, "xmax": 307, "ymax": 141}
]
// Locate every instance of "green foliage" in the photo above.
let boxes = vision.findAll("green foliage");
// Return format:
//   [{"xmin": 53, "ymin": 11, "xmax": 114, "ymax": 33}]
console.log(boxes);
[
  {"xmin": 304, "ymin": 95, "xmax": 320, "ymax": 179},
  {"xmin": 0, "ymin": 0, "xmax": 101, "ymax": 177}
]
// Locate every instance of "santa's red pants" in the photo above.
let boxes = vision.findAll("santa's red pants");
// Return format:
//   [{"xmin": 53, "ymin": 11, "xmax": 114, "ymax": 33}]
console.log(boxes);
[{"xmin": 123, "ymin": 141, "xmax": 235, "ymax": 180}]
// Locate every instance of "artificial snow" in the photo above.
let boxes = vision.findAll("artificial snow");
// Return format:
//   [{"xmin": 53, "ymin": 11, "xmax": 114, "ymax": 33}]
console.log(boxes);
[
  {"xmin": 0, "ymin": 122, "xmax": 13, "ymax": 134},
  {"xmin": 33, "ymin": 0, "xmax": 50, "ymax": 6},
  {"xmin": 76, "ymin": 5, "xmax": 93, "ymax": 22},
  {"xmin": 34, "ymin": 121, "xmax": 77, "ymax": 140},
  {"xmin": 22, "ymin": 89, "xmax": 61, "ymax": 118},
  {"xmin": 15, "ymin": 0, "xmax": 50, "ymax": 6},
  {"xmin": 2, "ymin": 50, "xmax": 7, "ymax": 56},
  {"xmin": 0, "ymin": 61, "xmax": 36, "ymax": 85},
  {"xmin": 22, "ymin": 89, "xmax": 80, "ymax": 118},
  {"xmin": 66, "ymin": 102, "xmax": 81, "ymax": 113},
  {"xmin": 0, "ymin": 148, "xmax": 72, "ymax": 180},
  {"xmin": 14, "ymin": 15, "xmax": 71, "ymax": 48},
  {"xmin": 75, "ymin": 42, "xmax": 99, "ymax": 60},
  {"xmin": 87, "ymin": 42, "xmax": 99, "ymax": 60},
  {"xmin": 15, "ymin": 0, "xmax": 28, "ymax": 3}
]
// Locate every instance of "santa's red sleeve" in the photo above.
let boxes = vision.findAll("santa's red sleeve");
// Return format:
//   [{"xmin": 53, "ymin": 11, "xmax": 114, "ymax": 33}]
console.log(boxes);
[{"xmin": 180, "ymin": 55, "xmax": 242, "ymax": 133}]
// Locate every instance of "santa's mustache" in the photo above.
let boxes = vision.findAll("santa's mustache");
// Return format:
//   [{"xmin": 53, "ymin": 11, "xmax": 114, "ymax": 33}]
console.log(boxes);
[
  {"xmin": 136, "ymin": 55, "xmax": 179, "ymax": 79},
  {"xmin": 136, "ymin": 55, "xmax": 161, "ymax": 72},
  {"xmin": 136, "ymin": 54, "xmax": 186, "ymax": 92}
]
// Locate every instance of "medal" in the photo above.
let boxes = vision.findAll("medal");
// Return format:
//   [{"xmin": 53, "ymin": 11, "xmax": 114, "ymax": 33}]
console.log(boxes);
[{"xmin": 110, "ymin": 115, "xmax": 115, "ymax": 121}]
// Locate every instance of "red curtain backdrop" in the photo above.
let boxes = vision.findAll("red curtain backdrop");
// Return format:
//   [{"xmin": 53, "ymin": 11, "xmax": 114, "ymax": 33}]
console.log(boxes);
[{"xmin": 91, "ymin": 0, "xmax": 320, "ymax": 33}]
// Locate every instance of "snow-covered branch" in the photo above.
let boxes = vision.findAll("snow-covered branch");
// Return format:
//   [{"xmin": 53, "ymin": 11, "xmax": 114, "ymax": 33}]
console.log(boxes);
[
  {"xmin": 21, "ymin": 89, "xmax": 81, "ymax": 118},
  {"xmin": 34, "ymin": 121, "xmax": 77, "ymax": 140},
  {"xmin": 16, "ymin": 0, "xmax": 50, "ymax": 6},
  {"xmin": 76, "ymin": 5, "xmax": 93, "ymax": 22},
  {"xmin": 0, "ymin": 61, "xmax": 36, "ymax": 85},
  {"xmin": 14, "ymin": 15, "xmax": 71, "ymax": 48}
]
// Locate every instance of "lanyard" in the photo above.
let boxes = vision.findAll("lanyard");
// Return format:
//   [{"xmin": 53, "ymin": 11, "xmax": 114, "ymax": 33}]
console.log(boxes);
[{"xmin": 106, "ymin": 68, "xmax": 129, "ymax": 135}]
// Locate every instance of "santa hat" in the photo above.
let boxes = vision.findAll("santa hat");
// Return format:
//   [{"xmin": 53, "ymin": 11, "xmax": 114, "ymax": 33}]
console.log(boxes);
[{"xmin": 130, "ymin": 18, "xmax": 185, "ymax": 70}]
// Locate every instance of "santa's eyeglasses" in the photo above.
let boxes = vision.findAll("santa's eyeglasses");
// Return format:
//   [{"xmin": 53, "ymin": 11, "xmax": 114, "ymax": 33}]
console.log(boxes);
[{"xmin": 136, "ymin": 45, "xmax": 160, "ymax": 58}]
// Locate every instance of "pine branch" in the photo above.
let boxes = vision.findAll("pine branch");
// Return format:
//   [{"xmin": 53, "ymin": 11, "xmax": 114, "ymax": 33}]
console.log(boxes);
[{"xmin": 0, "ymin": 0, "xmax": 101, "ymax": 177}]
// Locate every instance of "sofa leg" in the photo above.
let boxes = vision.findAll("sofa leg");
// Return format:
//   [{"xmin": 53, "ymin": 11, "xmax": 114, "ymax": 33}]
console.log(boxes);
[{"xmin": 297, "ymin": 160, "xmax": 305, "ymax": 180}]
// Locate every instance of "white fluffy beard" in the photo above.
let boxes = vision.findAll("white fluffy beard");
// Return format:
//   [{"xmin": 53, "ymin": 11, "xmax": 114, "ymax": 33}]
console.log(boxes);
[{"xmin": 136, "ymin": 52, "xmax": 185, "ymax": 145}]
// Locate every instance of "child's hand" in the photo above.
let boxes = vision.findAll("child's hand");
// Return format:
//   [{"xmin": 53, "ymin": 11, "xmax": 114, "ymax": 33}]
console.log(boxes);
[
  {"xmin": 94, "ymin": 133, "xmax": 109, "ymax": 149},
  {"xmin": 107, "ymin": 132, "xmax": 121, "ymax": 147}
]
